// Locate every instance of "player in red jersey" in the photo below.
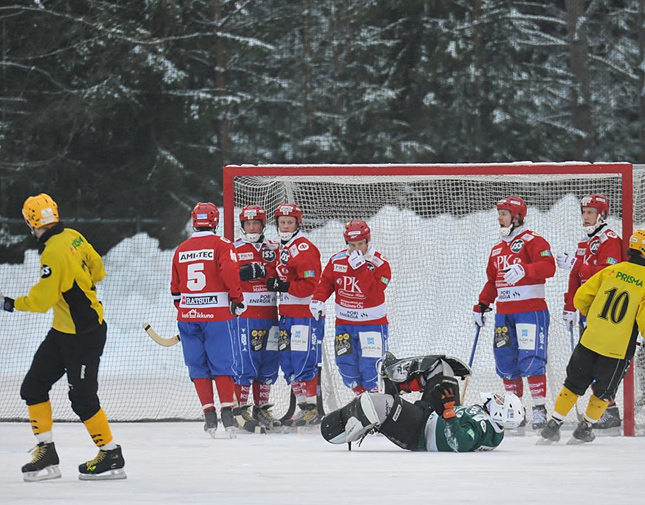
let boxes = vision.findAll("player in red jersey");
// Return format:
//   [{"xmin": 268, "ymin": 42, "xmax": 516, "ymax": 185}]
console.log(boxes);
[
  {"xmin": 232, "ymin": 205, "xmax": 281, "ymax": 430},
  {"xmin": 556, "ymin": 194, "xmax": 623, "ymax": 431},
  {"xmin": 310, "ymin": 220, "xmax": 391, "ymax": 394},
  {"xmin": 171, "ymin": 202, "xmax": 246, "ymax": 437},
  {"xmin": 472, "ymin": 196, "xmax": 556, "ymax": 431},
  {"xmin": 267, "ymin": 203, "xmax": 323, "ymax": 427}
]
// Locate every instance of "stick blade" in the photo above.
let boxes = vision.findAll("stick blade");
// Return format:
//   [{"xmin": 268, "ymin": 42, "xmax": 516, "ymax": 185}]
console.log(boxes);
[{"xmin": 143, "ymin": 323, "xmax": 180, "ymax": 347}]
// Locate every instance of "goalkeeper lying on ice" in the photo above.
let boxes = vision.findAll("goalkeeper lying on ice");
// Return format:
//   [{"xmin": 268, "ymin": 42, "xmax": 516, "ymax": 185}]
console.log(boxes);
[{"xmin": 321, "ymin": 353, "xmax": 524, "ymax": 452}]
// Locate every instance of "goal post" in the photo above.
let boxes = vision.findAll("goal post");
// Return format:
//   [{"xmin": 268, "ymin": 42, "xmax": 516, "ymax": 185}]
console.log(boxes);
[{"xmin": 223, "ymin": 162, "xmax": 639, "ymax": 435}]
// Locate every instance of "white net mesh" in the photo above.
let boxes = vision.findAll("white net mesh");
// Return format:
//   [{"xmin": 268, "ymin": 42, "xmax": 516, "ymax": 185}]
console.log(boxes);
[
  {"xmin": 226, "ymin": 163, "xmax": 644, "ymax": 432},
  {"xmin": 0, "ymin": 162, "xmax": 644, "ymax": 435}
]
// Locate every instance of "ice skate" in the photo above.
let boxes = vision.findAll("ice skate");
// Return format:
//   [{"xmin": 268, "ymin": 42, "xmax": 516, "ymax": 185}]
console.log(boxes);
[
  {"xmin": 536, "ymin": 418, "xmax": 562, "ymax": 445},
  {"xmin": 233, "ymin": 405, "xmax": 266, "ymax": 434},
  {"xmin": 253, "ymin": 404, "xmax": 282, "ymax": 430},
  {"xmin": 78, "ymin": 445, "xmax": 126, "ymax": 480},
  {"xmin": 567, "ymin": 421, "xmax": 595, "ymax": 445},
  {"xmin": 283, "ymin": 403, "xmax": 320, "ymax": 430},
  {"xmin": 22, "ymin": 442, "xmax": 61, "ymax": 482},
  {"xmin": 220, "ymin": 407, "xmax": 238, "ymax": 438},
  {"xmin": 203, "ymin": 408, "xmax": 218, "ymax": 438},
  {"xmin": 594, "ymin": 405, "xmax": 621, "ymax": 436},
  {"xmin": 531, "ymin": 405, "xmax": 547, "ymax": 431}
]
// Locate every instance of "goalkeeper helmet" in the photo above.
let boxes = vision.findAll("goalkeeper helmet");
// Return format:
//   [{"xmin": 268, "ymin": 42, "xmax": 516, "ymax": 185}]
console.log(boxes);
[
  {"xmin": 192, "ymin": 202, "xmax": 219, "ymax": 230},
  {"xmin": 629, "ymin": 229, "xmax": 645, "ymax": 256},
  {"xmin": 480, "ymin": 392, "xmax": 524, "ymax": 429},
  {"xmin": 22, "ymin": 193, "xmax": 59, "ymax": 229},
  {"xmin": 344, "ymin": 220, "xmax": 371, "ymax": 243},
  {"xmin": 581, "ymin": 194, "xmax": 609, "ymax": 234}
]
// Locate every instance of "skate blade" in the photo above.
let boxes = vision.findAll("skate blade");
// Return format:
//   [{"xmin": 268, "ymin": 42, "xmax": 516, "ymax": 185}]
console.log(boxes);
[
  {"xmin": 594, "ymin": 427, "xmax": 621, "ymax": 437},
  {"xmin": 535, "ymin": 437, "xmax": 559, "ymax": 445},
  {"xmin": 23, "ymin": 465, "xmax": 62, "ymax": 482},
  {"xmin": 206, "ymin": 428, "xmax": 218, "ymax": 439},
  {"xmin": 566, "ymin": 436, "xmax": 593, "ymax": 445},
  {"xmin": 79, "ymin": 468, "xmax": 127, "ymax": 481},
  {"xmin": 225, "ymin": 427, "xmax": 238, "ymax": 439}
]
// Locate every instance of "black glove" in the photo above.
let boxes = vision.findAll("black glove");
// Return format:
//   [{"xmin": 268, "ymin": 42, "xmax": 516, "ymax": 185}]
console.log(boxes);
[
  {"xmin": 428, "ymin": 376, "xmax": 460, "ymax": 420},
  {"xmin": 1, "ymin": 294, "xmax": 14, "ymax": 312},
  {"xmin": 229, "ymin": 300, "xmax": 246, "ymax": 316},
  {"xmin": 266, "ymin": 277, "xmax": 290, "ymax": 292},
  {"xmin": 239, "ymin": 263, "xmax": 267, "ymax": 282}
]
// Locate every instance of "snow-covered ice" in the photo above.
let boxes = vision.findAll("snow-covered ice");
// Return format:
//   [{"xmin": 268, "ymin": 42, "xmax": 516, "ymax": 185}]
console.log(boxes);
[{"xmin": 1, "ymin": 421, "xmax": 643, "ymax": 504}]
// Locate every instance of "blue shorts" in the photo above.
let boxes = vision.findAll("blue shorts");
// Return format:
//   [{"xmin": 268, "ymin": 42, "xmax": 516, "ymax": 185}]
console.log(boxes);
[
  {"xmin": 278, "ymin": 316, "xmax": 324, "ymax": 384},
  {"xmin": 493, "ymin": 310, "xmax": 549, "ymax": 379},
  {"xmin": 334, "ymin": 323, "xmax": 388, "ymax": 390},
  {"xmin": 233, "ymin": 317, "xmax": 280, "ymax": 386},
  {"xmin": 177, "ymin": 320, "xmax": 236, "ymax": 379}
]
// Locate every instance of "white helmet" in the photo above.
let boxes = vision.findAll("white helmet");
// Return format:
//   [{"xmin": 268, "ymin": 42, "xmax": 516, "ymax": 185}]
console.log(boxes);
[{"xmin": 480, "ymin": 392, "xmax": 524, "ymax": 429}]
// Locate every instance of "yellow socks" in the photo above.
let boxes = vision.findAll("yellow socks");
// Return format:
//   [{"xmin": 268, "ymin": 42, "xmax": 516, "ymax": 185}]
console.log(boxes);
[
  {"xmin": 28, "ymin": 401, "xmax": 53, "ymax": 437},
  {"xmin": 552, "ymin": 387, "xmax": 579, "ymax": 421},
  {"xmin": 583, "ymin": 395, "xmax": 609, "ymax": 425},
  {"xmin": 83, "ymin": 409, "xmax": 113, "ymax": 447}
]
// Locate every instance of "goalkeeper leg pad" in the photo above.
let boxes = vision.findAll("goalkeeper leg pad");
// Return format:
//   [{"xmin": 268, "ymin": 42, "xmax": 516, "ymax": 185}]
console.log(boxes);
[
  {"xmin": 378, "ymin": 394, "xmax": 427, "ymax": 451},
  {"xmin": 321, "ymin": 393, "xmax": 380, "ymax": 444}
]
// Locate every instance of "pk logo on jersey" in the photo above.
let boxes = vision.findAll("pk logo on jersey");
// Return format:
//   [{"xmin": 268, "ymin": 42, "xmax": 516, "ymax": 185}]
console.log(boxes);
[
  {"xmin": 41, "ymin": 265, "xmax": 52, "ymax": 278},
  {"xmin": 262, "ymin": 249, "xmax": 276, "ymax": 262},
  {"xmin": 510, "ymin": 240, "xmax": 524, "ymax": 253},
  {"xmin": 341, "ymin": 276, "xmax": 362, "ymax": 294}
]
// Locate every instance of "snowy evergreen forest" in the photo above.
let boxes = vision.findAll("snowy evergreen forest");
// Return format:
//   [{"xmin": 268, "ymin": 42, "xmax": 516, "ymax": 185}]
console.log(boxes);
[{"xmin": 1, "ymin": 0, "xmax": 644, "ymax": 259}]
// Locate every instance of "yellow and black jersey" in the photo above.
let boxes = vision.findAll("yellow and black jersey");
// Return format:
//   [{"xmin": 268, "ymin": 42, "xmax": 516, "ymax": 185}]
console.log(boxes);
[
  {"xmin": 14, "ymin": 224, "xmax": 106, "ymax": 334},
  {"xmin": 574, "ymin": 260, "xmax": 645, "ymax": 359}
]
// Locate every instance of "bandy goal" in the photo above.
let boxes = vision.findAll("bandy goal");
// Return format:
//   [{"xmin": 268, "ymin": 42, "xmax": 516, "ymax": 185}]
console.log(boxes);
[{"xmin": 223, "ymin": 162, "xmax": 642, "ymax": 436}]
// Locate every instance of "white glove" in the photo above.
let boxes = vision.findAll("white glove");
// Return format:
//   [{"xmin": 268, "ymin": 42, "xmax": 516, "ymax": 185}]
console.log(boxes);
[
  {"xmin": 309, "ymin": 299, "xmax": 325, "ymax": 320},
  {"xmin": 562, "ymin": 311, "xmax": 576, "ymax": 331},
  {"xmin": 557, "ymin": 253, "xmax": 576, "ymax": 270},
  {"xmin": 472, "ymin": 311, "xmax": 485, "ymax": 327},
  {"xmin": 229, "ymin": 300, "xmax": 246, "ymax": 317},
  {"xmin": 348, "ymin": 250, "xmax": 366, "ymax": 270},
  {"xmin": 503, "ymin": 264, "xmax": 526, "ymax": 285},
  {"xmin": 472, "ymin": 303, "xmax": 491, "ymax": 328}
]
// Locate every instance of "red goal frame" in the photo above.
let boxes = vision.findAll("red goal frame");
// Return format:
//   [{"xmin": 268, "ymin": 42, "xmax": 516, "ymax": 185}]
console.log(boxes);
[{"xmin": 223, "ymin": 162, "xmax": 635, "ymax": 435}]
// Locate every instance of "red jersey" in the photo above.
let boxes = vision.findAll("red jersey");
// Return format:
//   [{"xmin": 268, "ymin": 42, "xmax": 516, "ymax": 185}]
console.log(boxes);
[
  {"xmin": 233, "ymin": 238, "xmax": 279, "ymax": 320},
  {"xmin": 276, "ymin": 232, "xmax": 321, "ymax": 318},
  {"xmin": 564, "ymin": 226, "xmax": 623, "ymax": 311},
  {"xmin": 478, "ymin": 227, "xmax": 556, "ymax": 314},
  {"xmin": 313, "ymin": 247, "xmax": 391, "ymax": 325},
  {"xmin": 171, "ymin": 231, "xmax": 243, "ymax": 322}
]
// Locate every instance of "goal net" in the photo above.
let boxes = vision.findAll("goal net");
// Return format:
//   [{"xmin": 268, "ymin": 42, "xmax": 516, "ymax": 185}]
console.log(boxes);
[
  {"xmin": 223, "ymin": 162, "xmax": 643, "ymax": 435},
  {"xmin": 0, "ymin": 162, "xmax": 644, "ymax": 436}
]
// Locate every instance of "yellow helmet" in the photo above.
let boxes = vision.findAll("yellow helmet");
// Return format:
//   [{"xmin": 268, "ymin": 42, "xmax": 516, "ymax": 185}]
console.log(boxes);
[
  {"xmin": 22, "ymin": 193, "xmax": 59, "ymax": 229},
  {"xmin": 628, "ymin": 229, "xmax": 645, "ymax": 256}
]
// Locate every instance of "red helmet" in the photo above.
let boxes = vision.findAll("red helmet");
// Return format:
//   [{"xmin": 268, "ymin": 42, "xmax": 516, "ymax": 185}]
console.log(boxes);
[
  {"xmin": 274, "ymin": 203, "xmax": 303, "ymax": 224},
  {"xmin": 344, "ymin": 220, "xmax": 371, "ymax": 242},
  {"xmin": 192, "ymin": 202, "xmax": 219, "ymax": 229},
  {"xmin": 497, "ymin": 196, "xmax": 527, "ymax": 222},
  {"xmin": 580, "ymin": 194, "xmax": 609, "ymax": 219},
  {"xmin": 240, "ymin": 205, "xmax": 267, "ymax": 226}
]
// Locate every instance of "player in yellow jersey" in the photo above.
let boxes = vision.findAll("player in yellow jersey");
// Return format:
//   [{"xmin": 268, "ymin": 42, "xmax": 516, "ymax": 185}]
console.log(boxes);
[
  {"xmin": 0, "ymin": 194, "xmax": 126, "ymax": 481},
  {"xmin": 538, "ymin": 229, "xmax": 645, "ymax": 445}
]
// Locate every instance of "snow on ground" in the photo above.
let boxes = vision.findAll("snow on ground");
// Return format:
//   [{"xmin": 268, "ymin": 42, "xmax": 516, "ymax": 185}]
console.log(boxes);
[{"xmin": 1, "ymin": 422, "xmax": 643, "ymax": 505}]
